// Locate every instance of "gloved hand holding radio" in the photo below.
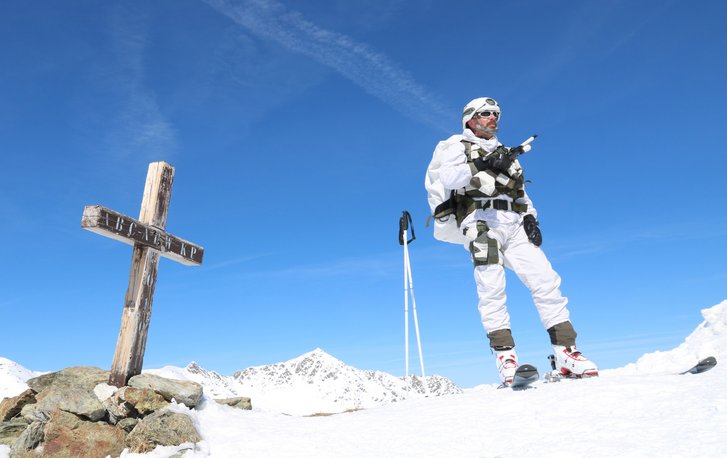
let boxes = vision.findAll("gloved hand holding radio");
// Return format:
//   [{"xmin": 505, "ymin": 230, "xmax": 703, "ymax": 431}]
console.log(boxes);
[{"xmin": 473, "ymin": 149, "xmax": 514, "ymax": 173}]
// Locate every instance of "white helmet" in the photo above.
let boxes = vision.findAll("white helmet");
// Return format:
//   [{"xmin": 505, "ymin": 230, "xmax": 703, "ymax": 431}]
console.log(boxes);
[{"xmin": 462, "ymin": 97, "xmax": 500, "ymax": 130}]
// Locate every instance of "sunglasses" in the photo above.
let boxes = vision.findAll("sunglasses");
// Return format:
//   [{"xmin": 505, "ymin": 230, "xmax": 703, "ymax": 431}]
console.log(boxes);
[{"xmin": 476, "ymin": 111, "xmax": 499, "ymax": 119}]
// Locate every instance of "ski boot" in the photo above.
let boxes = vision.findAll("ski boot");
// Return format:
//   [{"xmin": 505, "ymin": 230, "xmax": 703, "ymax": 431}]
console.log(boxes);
[
  {"xmin": 494, "ymin": 347, "xmax": 518, "ymax": 384},
  {"xmin": 551, "ymin": 345, "xmax": 598, "ymax": 378}
]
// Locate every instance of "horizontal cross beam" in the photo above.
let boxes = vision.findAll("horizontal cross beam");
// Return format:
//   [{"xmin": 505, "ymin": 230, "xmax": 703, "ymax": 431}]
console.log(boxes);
[{"xmin": 81, "ymin": 205, "xmax": 204, "ymax": 266}]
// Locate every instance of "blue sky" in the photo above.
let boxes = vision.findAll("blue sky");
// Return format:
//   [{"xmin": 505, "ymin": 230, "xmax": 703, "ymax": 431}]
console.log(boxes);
[{"xmin": 1, "ymin": 1, "xmax": 725, "ymax": 387}]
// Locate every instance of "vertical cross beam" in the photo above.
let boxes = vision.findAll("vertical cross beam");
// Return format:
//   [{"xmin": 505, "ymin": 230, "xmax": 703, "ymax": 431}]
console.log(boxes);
[{"xmin": 108, "ymin": 162, "xmax": 174, "ymax": 387}]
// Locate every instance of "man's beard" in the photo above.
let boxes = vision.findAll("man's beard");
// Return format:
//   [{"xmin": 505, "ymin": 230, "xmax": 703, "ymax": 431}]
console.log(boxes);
[{"xmin": 472, "ymin": 117, "xmax": 498, "ymax": 137}]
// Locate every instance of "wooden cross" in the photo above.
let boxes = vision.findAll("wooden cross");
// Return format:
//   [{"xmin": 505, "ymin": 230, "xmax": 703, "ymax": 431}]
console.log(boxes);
[{"xmin": 81, "ymin": 161, "xmax": 204, "ymax": 387}]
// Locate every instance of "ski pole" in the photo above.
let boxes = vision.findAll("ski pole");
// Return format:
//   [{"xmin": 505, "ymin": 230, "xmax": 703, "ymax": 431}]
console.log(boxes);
[
  {"xmin": 399, "ymin": 211, "xmax": 428, "ymax": 395},
  {"xmin": 401, "ymin": 212, "xmax": 410, "ymax": 377}
]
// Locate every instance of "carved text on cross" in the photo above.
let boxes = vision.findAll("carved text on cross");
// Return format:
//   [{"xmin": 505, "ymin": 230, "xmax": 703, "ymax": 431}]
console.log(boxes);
[{"xmin": 82, "ymin": 206, "xmax": 202, "ymax": 265}]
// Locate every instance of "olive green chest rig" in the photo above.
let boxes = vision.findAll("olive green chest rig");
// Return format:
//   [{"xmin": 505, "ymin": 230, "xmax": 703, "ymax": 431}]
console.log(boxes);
[
  {"xmin": 454, "ymin": 140, "xmax": 527, "ymax": 224},
  {"xmin": 429, "ymin": 140, "xmax": 529, "ymax": 228}
]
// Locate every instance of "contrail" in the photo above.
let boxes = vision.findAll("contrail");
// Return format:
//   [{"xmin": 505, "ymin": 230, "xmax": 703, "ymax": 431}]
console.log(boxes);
[{"xmin": 202, "ymin": 0, "xmax": 453, "ymax": 131}]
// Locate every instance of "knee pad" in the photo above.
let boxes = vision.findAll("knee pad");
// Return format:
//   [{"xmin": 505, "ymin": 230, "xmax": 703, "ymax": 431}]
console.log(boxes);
[{"xmin": 467, "ymin": 221, "xmax": 502, "ymax": 267}]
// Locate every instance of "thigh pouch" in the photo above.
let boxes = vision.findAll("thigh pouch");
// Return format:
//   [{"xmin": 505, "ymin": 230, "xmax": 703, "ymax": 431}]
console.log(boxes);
[{"xmin": 467, "ymin": 221, "xmax": 503, "ymax": 267}]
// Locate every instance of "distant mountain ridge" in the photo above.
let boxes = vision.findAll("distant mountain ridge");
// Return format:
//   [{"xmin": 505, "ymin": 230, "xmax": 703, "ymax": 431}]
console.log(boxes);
[
  {"xmin": 229, "ymin": 348, "xmax": 461, "ymax": 413},
  {"xmin": 180, "ymin": 348, "xmax": 461, "ymax": 415}
]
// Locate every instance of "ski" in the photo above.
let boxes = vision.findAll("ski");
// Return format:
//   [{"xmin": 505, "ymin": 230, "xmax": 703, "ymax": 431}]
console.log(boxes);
[
  {"xmin": 542, "ymin": 355, "xmax": 717, "ymax": 382},
  {"xmin": 509, "ymin": 364, "xmax": 539, "ymax": 390},
  {"xmin": 680, "ymin": 356, "xmax": 717, "ymax": 375}
]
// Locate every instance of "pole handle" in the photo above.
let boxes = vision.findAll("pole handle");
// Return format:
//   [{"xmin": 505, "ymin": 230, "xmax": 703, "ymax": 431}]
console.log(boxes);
[{"xmin": 399, "ymin": 210, "xmax": 415, "ymax": 245}]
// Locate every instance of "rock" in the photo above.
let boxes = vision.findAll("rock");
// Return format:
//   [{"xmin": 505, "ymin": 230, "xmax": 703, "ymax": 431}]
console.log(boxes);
[
  {"xmin": 128, "ymin": 374, "xmax": 203, "ymax": 408},
  {"xmin": 35, "ymin": 382, "xmax": 106, "ymax": 422},
  {"xmin": 123, "ymin": 387, "xmax": 169, "ymax": 415},
  {"xmin": 26, "ymin": 372, "xmax": 57, "ymax": 394},
  {"xmin": 49, "ymin": 367, "xmax": 109, "ymax": 390},
  {"xmin": 215, "ymin": 396, "xmax": 252, "ymax": 410},
  {"xmin": 28, "ymin": 367, "xmax": 109, "ymax": 393},
  {"xmin": 0, "ymin": 389, "xmax": 35, "ymax": 421},
  {"xmin": 103, "ymin": 397, "xmax": 136, "ymax": 425},
  {"xmin": 103, "ymin": 388, "xmax": 135, "ymax": 424},
  {"xmin": 20, "ymin": 403, "xmax": 49, "ymax": 423},
  {"xmin": 125, "ymin": 410, "xmax": 201, "ymax": 453},
  {"xmin": 0, "ymin": 418, "xmax": 30, "ymax": 446},
  {"xmin": 41, "ymin": 409, "xmax": 126, "ymax": 458},
  {"xmin": 117, "ymin": 417, "xmax": 139, "ymax": 433},
  {"xmin": 4, "ymin": 367, "xmax": 206, "ymax": 457},
  {"xmin": 103, "ymin": 386, "xmax": 169, "ymax": 424},
  {"xmin": 10, "ymin": 420, "xmax": 44, "ymax": 454},
  {"xmin": 33, "ymin": 367, "xmax": 108, "ymax": 421}
]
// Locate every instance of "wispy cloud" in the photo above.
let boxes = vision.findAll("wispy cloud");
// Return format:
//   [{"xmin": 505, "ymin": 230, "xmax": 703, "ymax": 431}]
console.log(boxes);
[
  {"xmin": 202, "ymin": 252, "xmax": 276, "ymax": 272},
  {"xmin": 243, "ymin": 250, "xmax": 399, "ymax": 280},
  {"xmin": 550, "ymin": 219, "xmax": 727, "ymax": 261},
  {"xmin": 201, "ymin": 0, "xmax": 453, "ymax": 131},
  {"xmin": 106, "ymin": 4, "xmax": 177, "ymax": 160}
]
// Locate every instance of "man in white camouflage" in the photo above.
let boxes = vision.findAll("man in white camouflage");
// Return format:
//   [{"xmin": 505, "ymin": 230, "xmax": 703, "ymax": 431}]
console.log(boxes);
[{"xmin": 425, "ymin": 97, "xmax": 598, "ymax": 384}]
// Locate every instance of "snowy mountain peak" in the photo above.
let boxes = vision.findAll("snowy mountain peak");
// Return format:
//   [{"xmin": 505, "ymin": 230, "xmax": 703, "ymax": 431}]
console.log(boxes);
[
  {"xmin": 232, "ymin": 348, "xmax": 345, "ymax": 387},
  {"xmin": 289, "ymin": 348, "xmax": 349, "ymax": 379},
  {"xmin": 185, "ymin": 361, "xmax": 225, "ymax": 381},
  {"xmin": 301, "ymin": 347, "xmax": 327, "ymax": 357},
  {"xmin": 186, "ymin": 361, "xmax": 212, "ymax": 375},
  {"xmin": 296, "ymin": 347, "xmax": 345, "ymax": 364}
]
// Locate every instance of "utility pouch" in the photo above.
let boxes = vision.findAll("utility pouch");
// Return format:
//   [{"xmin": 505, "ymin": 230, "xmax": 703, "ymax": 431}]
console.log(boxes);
[
  {"xmin": 455, "ymin": 194, "xmax": 477, "ymax": 226},
  {"xmin": 468, "ymin": 221, "xmax": 502, "ymax": 267},
  {"xmin": 432, "ymin": 190, "xmax": 457, "ymax": 221}
]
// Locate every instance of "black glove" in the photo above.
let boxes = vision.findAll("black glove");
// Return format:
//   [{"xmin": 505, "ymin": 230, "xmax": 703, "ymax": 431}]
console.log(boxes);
[
  {"xmin": 523, "ymin": 214, "xmax": 542, "ymax": 246},
  {"xmin": 472, "ymin": 154, "xmax": 512, "ymax": 173},
  {"xmin": 473, "ymin": 150, "xmax": 514, "ymax": 173}
]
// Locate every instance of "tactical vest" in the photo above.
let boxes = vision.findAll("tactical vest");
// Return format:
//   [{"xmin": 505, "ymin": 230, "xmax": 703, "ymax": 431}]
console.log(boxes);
[{"xmin": 454, "ymin": 140, "xmax": 527, "ymax": 225}]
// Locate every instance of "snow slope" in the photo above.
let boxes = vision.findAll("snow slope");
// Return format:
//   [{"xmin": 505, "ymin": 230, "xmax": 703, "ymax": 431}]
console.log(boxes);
[
  {"xmin": 605, "ymin": 299, "xmax": 727, "ymax": 376},
  {"xmin": 0, "ymin": 357, "xmax": 43, "ymax": 400},
  {"xmin": 2, "ymin": 300, "xmax": 726, "ymax": 457}
]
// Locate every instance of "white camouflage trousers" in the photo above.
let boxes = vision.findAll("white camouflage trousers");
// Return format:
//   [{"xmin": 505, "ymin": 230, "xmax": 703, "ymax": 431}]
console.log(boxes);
[{"xmin": 462, "ymin": 209, "xmax": 570, "ymax": 335}]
